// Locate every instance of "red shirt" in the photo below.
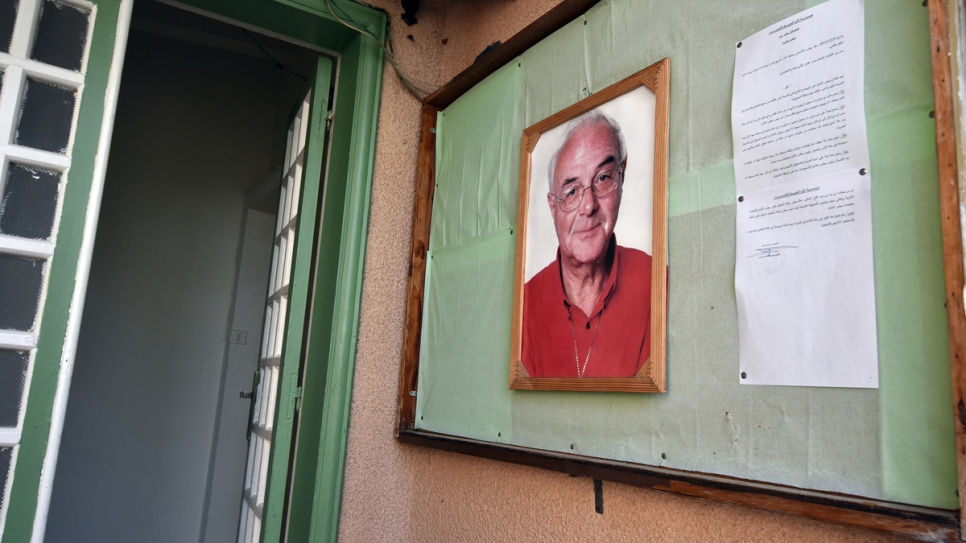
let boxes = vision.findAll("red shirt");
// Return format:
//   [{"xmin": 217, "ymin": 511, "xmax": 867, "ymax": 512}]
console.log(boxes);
[{"xmin": 521, "ymin": 240, "xmax": 652, "ymax": 378}]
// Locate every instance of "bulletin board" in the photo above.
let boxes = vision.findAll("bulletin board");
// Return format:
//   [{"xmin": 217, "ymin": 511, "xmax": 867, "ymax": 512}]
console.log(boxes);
[{"xmin": 397, "ymin": 0, "xmax": 965, "ymax": 538}]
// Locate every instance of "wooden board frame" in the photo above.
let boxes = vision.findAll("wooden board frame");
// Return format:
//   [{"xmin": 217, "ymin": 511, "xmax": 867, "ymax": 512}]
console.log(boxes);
[
  {"xmin": 508, "ymin": 59, "xmax": 669, "ymax": 392},
  {"xmin": 928, "ymin": 0, "xmax": 966, "ymax": 535},
  {"xmin": 395, "ymin": 0, "xmax": 966, "ymax": 539}
]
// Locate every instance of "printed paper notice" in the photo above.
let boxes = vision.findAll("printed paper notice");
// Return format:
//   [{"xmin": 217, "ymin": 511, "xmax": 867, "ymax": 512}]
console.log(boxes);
[{"xmin": 732, "ymin": 0, "xmax": 878, "ymax": 388}]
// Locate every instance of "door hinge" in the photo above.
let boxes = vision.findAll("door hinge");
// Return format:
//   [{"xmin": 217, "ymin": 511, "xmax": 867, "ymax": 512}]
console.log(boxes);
[{"xmin": 293, "ymin": 385, "xmax": 303, "ymax": 412}]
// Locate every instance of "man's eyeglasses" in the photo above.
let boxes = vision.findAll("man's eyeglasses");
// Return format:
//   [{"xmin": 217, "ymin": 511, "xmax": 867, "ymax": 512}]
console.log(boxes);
[{"xmin": 551, "ymin": 168, "xmax": 623, "ymax": 212}]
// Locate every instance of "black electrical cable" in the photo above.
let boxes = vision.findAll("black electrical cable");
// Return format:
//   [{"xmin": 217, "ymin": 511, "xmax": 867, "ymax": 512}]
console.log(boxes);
[{"xmin": 242, "ymin": 28, "xmax": 307, "ymax": 82}]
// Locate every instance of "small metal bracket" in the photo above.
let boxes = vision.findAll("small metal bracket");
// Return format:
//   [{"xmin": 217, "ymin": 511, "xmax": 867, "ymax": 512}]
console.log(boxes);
[
  {"xmin": 409, "ymin": 390, "xmax": 418, "ymax": 396},
  {"xmin": 594, "ymin": 479, "xmax": 604, "ymax": 514},
  {"xmin": 429, "ymin": 128, "xmax": 436, "ymax": 133}
]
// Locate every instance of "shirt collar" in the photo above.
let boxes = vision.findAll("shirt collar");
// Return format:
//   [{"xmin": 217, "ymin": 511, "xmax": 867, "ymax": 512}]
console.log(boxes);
[{"xmin": 556, "ymin": 235, "xmax": 619, "ymax": 318}]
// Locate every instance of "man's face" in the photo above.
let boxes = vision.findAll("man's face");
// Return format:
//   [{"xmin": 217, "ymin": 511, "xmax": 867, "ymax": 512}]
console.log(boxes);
[{"xmin": 548, "ymin": 122, "xmax": 624, "ymax": 268}]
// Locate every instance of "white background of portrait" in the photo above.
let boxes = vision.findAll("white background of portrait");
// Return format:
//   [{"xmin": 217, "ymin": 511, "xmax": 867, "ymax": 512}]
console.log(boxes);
[{"xmin": 524, "ymin": 86, "xmax": 656, "ymax": 281}]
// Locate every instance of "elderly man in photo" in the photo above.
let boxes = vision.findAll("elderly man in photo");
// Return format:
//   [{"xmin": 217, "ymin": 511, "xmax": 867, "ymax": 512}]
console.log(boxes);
[{"xmin": 521, "ymin": 111, "xmax": 653, "ymax": 378}]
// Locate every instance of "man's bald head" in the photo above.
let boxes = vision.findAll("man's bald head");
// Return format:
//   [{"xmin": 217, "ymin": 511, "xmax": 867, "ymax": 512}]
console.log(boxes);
[{"xmin": 548, "ymin": 110, "xmax": 627, "ymax": 194}]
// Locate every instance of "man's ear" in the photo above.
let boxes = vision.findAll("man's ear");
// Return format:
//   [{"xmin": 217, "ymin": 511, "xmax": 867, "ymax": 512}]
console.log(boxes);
[{"xmin": 547, "ymin": 192, "xmax": 556, "ymax": 214}]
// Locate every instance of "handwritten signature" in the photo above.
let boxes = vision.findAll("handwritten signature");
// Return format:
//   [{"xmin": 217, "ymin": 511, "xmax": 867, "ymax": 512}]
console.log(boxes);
[{"xmin": 749, "ymin": 243, "xmax": 798, "ymax": 259}]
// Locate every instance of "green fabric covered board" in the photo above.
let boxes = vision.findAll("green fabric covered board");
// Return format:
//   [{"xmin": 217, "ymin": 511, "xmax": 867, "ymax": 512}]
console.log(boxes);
[{"xmin": 416, "ymin": 0, "xmax": 956, "ymax": 509}]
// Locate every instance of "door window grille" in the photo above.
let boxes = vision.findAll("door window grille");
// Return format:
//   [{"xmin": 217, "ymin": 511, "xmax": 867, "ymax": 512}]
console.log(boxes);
[
  {"xmin": 237, "ymin": 92, "xmax": 310, "ymax": 543},
  {"xmin": 0, "ymin": 0, "xmax": 93, "ymax": 533},
  {"xmin": 0, "ymin": 0, "xmax": 18, "ymax": 54}
]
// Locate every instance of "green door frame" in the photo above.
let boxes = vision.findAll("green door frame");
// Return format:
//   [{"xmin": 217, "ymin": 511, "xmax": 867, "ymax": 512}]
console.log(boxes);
[
  {"xmin": 252, "ymin": 55, "xmax": 334, "ymax": 543},
  {"xmin": 5, "ymin": 1, "xmax": 384, "ymax": 541}
]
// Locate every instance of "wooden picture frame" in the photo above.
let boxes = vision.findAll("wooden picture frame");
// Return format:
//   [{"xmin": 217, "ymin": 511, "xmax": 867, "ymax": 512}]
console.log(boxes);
[{"xmin": 509, "ymin": 59, "xmax": 670, "ymax": 392}]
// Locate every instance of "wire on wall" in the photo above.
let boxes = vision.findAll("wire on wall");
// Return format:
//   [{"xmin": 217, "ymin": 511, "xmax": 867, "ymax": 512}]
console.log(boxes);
[
  {"xmin": 241, "ymin": 28, "xmax": 309, "ymax": 82},
  {"xmin": 324, "ymin": 0, "xmax": 438, "ymax": 100}
]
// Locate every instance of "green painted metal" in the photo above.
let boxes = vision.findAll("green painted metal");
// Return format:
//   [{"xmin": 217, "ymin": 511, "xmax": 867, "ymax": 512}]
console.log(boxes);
[
  {"xmin": 4, "ymin": 0, "xmax": 385, "ymax": 539},
  {"xmin": 283, "ymin": 70, "xmax": 337, "ymax": 543},
  {"xmin": 174, "ymin": 0, "xmax": 384, "ymax": 52},
  {"xmin": 3, "ymin": 1, "xmax": 123, "ymax": 541},
  {"xmin": 176, "ymin": 0, "xmax": 387, "ymax": 539},
  {"xmin": 281, "ymin": 23, "xmax": 386, "ymax": 543},
  {"xmin": 260, "ymin": 56, "xmax": 334, "ymax": 543},
  {"xmin": 307, "ymin": 33, "xmax": 383, "ymax": 543},
  {"xmin": 275, "ymin": 0, "xmax": 386, "ymax": 41}
]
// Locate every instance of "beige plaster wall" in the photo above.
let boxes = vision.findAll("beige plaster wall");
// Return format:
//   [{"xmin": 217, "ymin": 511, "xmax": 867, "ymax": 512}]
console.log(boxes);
[{"xmin": 340, "ymin": 2, "xmax": 909, "ymax": 541}]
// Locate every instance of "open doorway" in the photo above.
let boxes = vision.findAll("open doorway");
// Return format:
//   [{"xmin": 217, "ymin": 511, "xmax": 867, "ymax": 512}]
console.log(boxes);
[{"xmin": 44, "ymin": 2, "xmax": 322, "ymax": 541}]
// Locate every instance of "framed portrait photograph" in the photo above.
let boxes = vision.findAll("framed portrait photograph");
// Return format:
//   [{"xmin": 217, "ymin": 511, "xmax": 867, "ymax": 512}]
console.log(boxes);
[{"xmin": 509, "ymin": 59, "xmax": 670, "ymax": 393}]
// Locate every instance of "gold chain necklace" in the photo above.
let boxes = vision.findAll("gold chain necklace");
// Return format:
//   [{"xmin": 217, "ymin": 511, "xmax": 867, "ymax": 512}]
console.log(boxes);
[{"xmin": 568, "ymin": 307, "xmax": 601, "ymax": 377}]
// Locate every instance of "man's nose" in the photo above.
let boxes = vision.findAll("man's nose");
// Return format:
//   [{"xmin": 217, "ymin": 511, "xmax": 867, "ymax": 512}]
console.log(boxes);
[{"xmin": 578, "ymin": 185, "xmax": 599, "ymax": 214}]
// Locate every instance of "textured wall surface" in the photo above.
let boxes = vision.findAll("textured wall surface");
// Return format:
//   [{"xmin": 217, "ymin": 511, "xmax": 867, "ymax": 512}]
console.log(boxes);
[{"xmin": 339, "ymin": 1, "xmax": 909, "ymax": 541}]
